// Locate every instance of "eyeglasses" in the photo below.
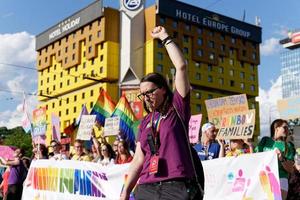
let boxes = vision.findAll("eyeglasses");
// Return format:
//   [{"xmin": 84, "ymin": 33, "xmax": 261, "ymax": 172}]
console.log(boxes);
[
  {"xmin": 74, "ymin": 146, "xmax": 82, "ymax": 149},
  {"xmin": 137, "ymin": 87, "xmax": 159, "ymax": 101}
]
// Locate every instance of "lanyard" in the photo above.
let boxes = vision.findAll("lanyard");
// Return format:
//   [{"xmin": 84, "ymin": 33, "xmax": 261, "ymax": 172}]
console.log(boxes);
[{"xmin": 148, "ymin": 112, "xmax": 162, "ymax": 155}]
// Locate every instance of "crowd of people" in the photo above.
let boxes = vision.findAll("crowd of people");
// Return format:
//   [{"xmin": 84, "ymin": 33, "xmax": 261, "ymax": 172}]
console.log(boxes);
[{"xmin": 193, "ymin": 120, "xmax": 300, "ymax": 200}]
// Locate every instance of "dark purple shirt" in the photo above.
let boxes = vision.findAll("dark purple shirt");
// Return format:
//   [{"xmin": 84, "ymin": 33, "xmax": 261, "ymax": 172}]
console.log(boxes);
[
  {"xmin": 8, "ymin": 159, "xmax": 26, "ymax": 185},
  {"xmin": 137, "ymin": 90, "xmax": 194, "ymax": 184}
]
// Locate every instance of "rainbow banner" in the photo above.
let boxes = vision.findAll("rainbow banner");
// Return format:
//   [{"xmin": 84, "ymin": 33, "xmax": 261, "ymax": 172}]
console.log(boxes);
[
  {"xmin": 22, "ymin": 160, "xmax": 130, "ymax": 200},
  {"xmin": 111, "ymin": 94, "xmax": 138, "ymax": 151},
  {"xmin": 90, "ymin": 89, "xmax": 116, "ymax": 127},
  {"xmin": 202, "ymin": 151, "xmax": 281, "ymax": 200}
]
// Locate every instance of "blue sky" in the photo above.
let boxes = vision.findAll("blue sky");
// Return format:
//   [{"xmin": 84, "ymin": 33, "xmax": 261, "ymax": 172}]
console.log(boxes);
[{"xmin": 0, "ymin": 0, "xmax": 299, "ymax": 133}]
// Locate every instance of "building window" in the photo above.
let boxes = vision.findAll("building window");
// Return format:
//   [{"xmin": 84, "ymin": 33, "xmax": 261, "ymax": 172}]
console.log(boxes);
[
  {"xmin": 209, "ymin": 53, "xmax": 215, "ymax": 60},
  {"xmin": 83, "ymin": 62, "xmax": 86, "ymax": 69},
  {"xmin": 60, "ymin": 82, "xmax": 62, "ymax": 88},
  {"xmin": 240, "ymin": 61, "xmax": 244, "ymax": 68},
  {"xmin": 60, "ymin": 72, "xmax": 63, "ymax": 77},
  {"xmin": 195, "ymin": 62, "xmax": 200, "ymax": 68},
  {"xmin": 218, "ymin": 66, "xmax": 224, "ymax": 74},
  {"xmin": 83, "ymin": 51, "xmax": 86, "ymax": 57},
  {"xmin": 219, "ymin": 56, "xmax": 224, "ymax": 63},
  {"xmin": 45, "ymin": 57, "xmax": 48, "ymax": 62},
  {"xmin": 197, "ymin": 50, "xmax": 203, "ymax": 57},
  {"xmin": 220, "ymin": 33, "xmax": 225, "ymax": 40},
  {"xmin": 220, "ymin": 44, "xmax": 225, "ymax": 52},
  {"xmin": 252, "ymin": 52, "xmax": 256, "ymax": 60},
  {"xmin": 90, "ymin": 90, "xmax": 94, "ymax": 97},
  {"xmin": 209, "ymin": 41, "xmax": 214, "ymax": 48},
  {"xmin": 183, "ymin": 35, "xmax": 189, "ymax": 43},
  {"xmin": 65, "ymin": 57, "xmax": 68, "ymax": 64},
  {"xmin": 66, "ymin": 98, "xmax": 69, "ymax": 104},
  {"xmin": 100, "ymin": 43, "xmax": 104, "ymax": 49},
  {"xmin": 100, "ymin": 66, "xmax": 103, "ymax": 73},
  {"xmin": 196, "ymin": 104, "xmax": 202, "ymax": 112},
  {"xmin": 53, "ymin": 85, "xmax": 56, "ymax": 91},
  {"xmin": 185, "ymin": 24, "xmax": 191, "ymax": 31},
  {"xmin": 229, "ymin": 59, "xmax": 234, "ymax": 66},
  {"xmin": 157, "ymin": 52, "xmax": 163, "ymax": 60},
  {"xmin": 156, "ymin": 64, "xmax": 163, "ymax": 72},
  {"xmin": 47, "ymin": 77, "xmax": 49, "ymax": 83},
  {"xmin": 208, "ymin": 94, "xmax": 213, "ymax": 99},
  {"xmin": 65, "ymin": 47, "xmax": 68, "ymax": 53},
  {"xmin": 52, "ymin": 102, "xmax": 55, "ymax": 108},
  {"xmin": 250, "ymin": 74, "xmax": 255, "ymax": 81},
  {"xmin": 91, "ymin": 58, "xmax": 95, "ymax": 65},
  {"xmin": 73, "ymin": 43, "xmax": 76, "ymax": 49},
  {"xmin": 97, "ymin": 31, "xmax": 101, "ymax": 38},
  {"xmin": 88, "ymin": 46, "xmax": 92, "ymax": 53},
  {"xmin": 195, "ymin": 92, "xmax": 201, "ymax": 99},
  {"xmin": 208, "ymin": 31, "xmax": 214, "ymax": 37},
  {"xmin": 159, "ymin": 16, "xmax": 166, "ymax": 24},
  {"xmin": 250, "ymin": 65, "xmax": 255, "ymax": 71},
  {"xmin": 230, "ymin": 80, "xmax": 235, "ymax": 87},
  {"xmin": 100, "ymin": 55, "xmax": 104, "ymax": 61},
  {"xmin": 67, "ymin": 79, "xmax": 70, "ymax": 86},
  {"xmin": 197, "ymin": 28, "xmax": 202, "ymax": 34},
  {"xmin": 172, "ymin": 21, "xmax": 178, "ymax": 28},
  {"xmin": 229, "ymin": 48, "xmax": 234, "ymax": 55},
  {"xmin": 242, "ymin": 50, "xmax": 247, "ymax": 57},
  {"xmin": 229, "ymin": 69, "xmax": 234, "ymax": 76},
  {"xmin": 208, "ymin": 75, "xmax": 213, "ymax": 83},
  {"xmin": 74, "ymin": 106, "xmax": 77, "ymax": 113},
  {"xmin": 208, "ymin": 65, "xmax": 212, "ymax": 72},
  {"xmin": 231, "ymin": 37, "xmax": 236, "ymax": 44},
  {"xmin": 219, "ymin": 78, "xmax": 224, "ymax": 85},
  {"xmin": 59, "ymin": 111, "xmax": 61, "ymax": 117},
  {"xmin": 250, "ymin": 85, "xmax": 255, "ymax": 91},
  {"xmin": 251, "ymin": 103, "xmax": 255, "ymax": 109},
  {"xmin": 66, "ymin": 109, "xmax": 69, "ymax": 115},
  {"xmin": 41, "ymin": 80, "xmax": 43, "ymax": 86},
  {"xmin": 82, "ymin": 93, "xmax": 85, "ymax": 99},
  {"xmin": 89, "ymin": 35, "xmax": 92, "ymax": 41},
  {"xmin": 75, "ymin": 77, "xmax": 78, "ymax": 83},
  {"xmin": 90, "ymin": 102, "xmax": 93, "ymax": 109},
  {"xmin": 197, "ymin": 38, "xmax": 203, "ymax": 45},
  {"xmin": 195, "ymin": 73, "xmax": 201, "ymax": 80},
  {"xmin": 240, "ymin": 72, "xmax": 245, "ymax": 79},
  {"xmin": 183, "ymin": 47, "xmax": 188, "ymax": 54},
  {"xmin": 59, "ymin": 100, "xmax": 62, "ymax": 106},
  {"xmin": 72, "ymin": 54, "xmax": 75, "ymax": 60},
  {"xmin": 240, "ymin": 82, "xmax": 245, "ymax": 90}
]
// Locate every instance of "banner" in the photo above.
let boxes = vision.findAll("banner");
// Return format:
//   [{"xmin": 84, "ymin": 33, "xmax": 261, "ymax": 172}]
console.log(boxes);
[
  {"xmin": 205, "ymin": 94, "xmax": 248, "ymax": 128},
  {"xmin": 188, "ymin": 114, "xmax": 202, "ymax": 143},
  {"xmin": 216, "ymin": 109, "xmax": 255, "ymax": 140},
  {"xmin": 104, "ymin": 117, "xmax": 120, "ymax": 136},
  {"xmin": 22, "ymin": 160, "xmax": 130, "ymax": 200},
  {"xmin": 32, "ymin": 107, "xmax": 47, "ymax": 137},
  {"xmin": 51, "ymin": 113, "xmax": 61, "ymax": 142},
  {"xmin": 0, "ymin": 145, "xmax": 16, "ymax": 160},
  {"xmin": 76, "ymin": 115, "xmax": 96, "ymax": 141},
  {"xmin": 277, "ymin": 95, "xmax": 300, "ymax": 120},
  {"xmin": 202, "ymin": 151, "xmax": 281, "ymax": 200}
]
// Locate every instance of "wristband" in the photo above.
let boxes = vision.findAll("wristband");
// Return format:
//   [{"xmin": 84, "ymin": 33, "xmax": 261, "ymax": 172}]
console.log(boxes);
[{"xmin": 161, "ymin": 36, "xmax": 172, "ymax": 46}]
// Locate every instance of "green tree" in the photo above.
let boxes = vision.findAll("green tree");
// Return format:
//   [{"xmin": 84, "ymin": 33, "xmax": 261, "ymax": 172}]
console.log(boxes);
[{"xmin": 2, "ymin": 127, "xmax": 33, "ymax": 158}]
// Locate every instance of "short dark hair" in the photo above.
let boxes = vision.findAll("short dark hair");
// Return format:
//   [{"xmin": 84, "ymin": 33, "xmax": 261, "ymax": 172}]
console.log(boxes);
[{"xmin": 140, "ymin": 72, "xmax": 173, "ymax": 114}]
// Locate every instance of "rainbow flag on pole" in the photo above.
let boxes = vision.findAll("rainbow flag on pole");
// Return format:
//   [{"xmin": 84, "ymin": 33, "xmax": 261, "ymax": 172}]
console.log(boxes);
[
  {"xmin": 112, "ymin": 94, "xmax": 137, "ymax": 151},
  {"xmin": 90, "ymin": 89, "xmax": 116, "ymax": 127}
]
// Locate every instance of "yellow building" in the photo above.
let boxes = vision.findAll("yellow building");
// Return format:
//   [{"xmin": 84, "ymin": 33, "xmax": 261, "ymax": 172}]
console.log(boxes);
[{"xmin": 36, "ymin": 0, "xmax": 262, "ymax": 143}]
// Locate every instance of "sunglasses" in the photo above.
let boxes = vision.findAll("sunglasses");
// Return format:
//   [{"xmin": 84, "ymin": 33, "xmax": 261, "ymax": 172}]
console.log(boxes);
[{"xmin": 137, "ymin": 87, "xmax": 159, "ymax": 101}]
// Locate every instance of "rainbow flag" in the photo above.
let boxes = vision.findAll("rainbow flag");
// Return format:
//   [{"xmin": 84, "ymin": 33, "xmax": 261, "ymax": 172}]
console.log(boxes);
[
  {"xmin": 112, "ymin": 94, "xmax": 138, "ymax": 151},
  {"xmin": 90, "ymin": 89, "xmax": 116, "ymax": 127}
]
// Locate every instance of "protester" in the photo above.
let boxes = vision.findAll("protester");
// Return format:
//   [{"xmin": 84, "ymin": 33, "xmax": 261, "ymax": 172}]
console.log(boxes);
[
  {"xmin": 113, "ymin": 139, "xmax": 120, "ymax": 156},
  {"xmin": 71, "ymin": 139, "xmax": 92, "ymax": 161},
  {"xmin": 255, "ymin": 119, "xmax": 295, "ymax": 200},
  {"xmin": 0, "ymin": 148, "xmax": 27, "ymax": 200},
  {"xmin": 49, "ymin": 140, "xmax": 68, "ymax": 160},
  {"xmin": 221, "ymin": 139, "xmax": 254, "ymax": 157},
  {"xmin": 0, "ymin": 167, "xmax": 9, "ymax": 199},
  {"xmin": 120, "ymin": 26, "xmax": 202, "ymax": 200},
  {"xmin": 98, "ymin": 143, "xmax": 115, "ymax": 166},
  {"xmin": 115, "ymin": 140, "xmax": 133, "ymax": 164},
  {"xmin": 286, "ymin": 149, "xmax": 300, "ymax": 200},
  {"xmin": 32, "ymin": 143, "xmax": 48, "ymax": 160},
  {"xmin": 193, "ymin": 122, "xmax": 221, "ymax": 160}
]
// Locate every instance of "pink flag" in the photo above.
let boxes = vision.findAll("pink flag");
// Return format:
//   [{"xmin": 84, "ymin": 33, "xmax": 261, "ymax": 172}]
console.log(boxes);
[
  {"xmin": 188, "ymin": 114, "xmax": 202, "ymax": 143},
  {"xmin": 51, "ymin": 113, "xmax": 61, "ymax": 142}
]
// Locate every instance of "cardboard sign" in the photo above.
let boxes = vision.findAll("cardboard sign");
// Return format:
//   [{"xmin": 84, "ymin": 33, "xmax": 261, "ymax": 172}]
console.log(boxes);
[
  {"xmin": 205, "ymin": 94, "xmax": 248, "ymax": 128},
  {"xmin": 32, "ymin": 107, "xmax": 47, "ymax": 137},
  {"xmin": 188, "ymin": 114, "xmax": 202, "ymax": 143},
  {"xmin": 216, "ymin": 109, "xmax": 255, "ymax": 140},
  {"xmin": 103, "ymin": 117, "xmax": 120, "ymax": 136},
  {"xmin": 0, "ymin": 145, "xmax": 16, "ymax": 160},
  {"xmin": 277, "ymin": 95, "xmax": 300, "ymax": 120},
  {"xmin": 76, "ymin": 115, "xmax": 96, "ymax": 140}
]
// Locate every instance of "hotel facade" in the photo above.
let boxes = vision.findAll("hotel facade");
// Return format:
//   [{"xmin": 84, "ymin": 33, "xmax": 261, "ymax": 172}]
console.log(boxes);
[{"xmin": 36, "ymin": 0, "xmax": 262, "ymax": 142}]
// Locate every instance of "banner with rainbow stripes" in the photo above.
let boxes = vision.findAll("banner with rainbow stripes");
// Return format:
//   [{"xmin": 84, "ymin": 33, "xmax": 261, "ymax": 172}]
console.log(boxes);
[{"xmin": 22, "ymin": 160, "xmax": 129, "ymax": 200}]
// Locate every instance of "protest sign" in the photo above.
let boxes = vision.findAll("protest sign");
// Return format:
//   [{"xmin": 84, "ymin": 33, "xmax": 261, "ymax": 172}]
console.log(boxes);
[
  {"xmin": 76, "ymin": 115, "xmax": 96, "ymax": 140},
  {"xmin": 0, "ymin": 145, "xmax": 16, "ymax": 160},
  {"xmin": 103, "ymin": 116, "xmax": 120, "ymax": 136},
  {"xmin": 188, "ymin": 114, "xmax": 202, "ymax": 143},
  {"xmin": 205, "ymin": 94, "xmax": 248, "ymax": 128},
  {"xmin": 22, "ymin": 160, "xmax": 130, "ymax": 200},
  {"xmin": 277, "ymin": 95, "xmax": 300, "ymax": 120},
  {"xmin": 202, "ymin": 151, "xmax": 281, "ymax": 200},
  {"xmin": 32, "ymin": 107, "xmax": 47, "ymax": 137},
  {"xmin": 51, "ymin": 113, "xmax": 61, "ymax": 142},
  {"xmin": 216, "ymin": 109, "xmax": 255, "ymax": 140}
]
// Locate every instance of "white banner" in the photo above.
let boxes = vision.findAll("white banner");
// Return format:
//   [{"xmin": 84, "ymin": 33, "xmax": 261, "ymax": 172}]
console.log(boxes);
[
  {"xmin": 22, "ymin": 160, "xmax": 130, "ymax": 200},
  {"xmin": 202, "ymin": 151, "xmax": 281, "ymax": 200}
]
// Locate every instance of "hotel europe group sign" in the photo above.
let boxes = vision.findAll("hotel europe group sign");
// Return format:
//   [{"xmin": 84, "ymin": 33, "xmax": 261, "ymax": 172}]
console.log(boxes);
[
  {"xmin": 157, "ymin": 0, "xmax": 262, "ymax": 43},
  {"xmin": 36, "ymin": 0, "xmax": 103, "ymax": 50}
]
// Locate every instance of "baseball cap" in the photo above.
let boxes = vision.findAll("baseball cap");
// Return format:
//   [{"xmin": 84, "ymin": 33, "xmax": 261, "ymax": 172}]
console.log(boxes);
[{"xmin": 201, "ymin": 122, "xmax": 215, "ymax": 132}]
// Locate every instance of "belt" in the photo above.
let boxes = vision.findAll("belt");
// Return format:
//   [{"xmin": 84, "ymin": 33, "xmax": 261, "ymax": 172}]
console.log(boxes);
[{"xmin": 147, "ymin": 178, "xmax": 188, "ymax": 186}]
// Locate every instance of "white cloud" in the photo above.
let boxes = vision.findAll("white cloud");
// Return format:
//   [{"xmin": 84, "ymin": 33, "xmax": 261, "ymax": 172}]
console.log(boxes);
[
  {"xmin": 256, "ymin": 76, "xmax": 282, "ymax": 137},
  {"xmin": 260, "ymin": 37, "xmax": 280, "ymax": 56},
  {"xmin": 273, "ymin": 24, "xmax": 289, "ymax": 37}
]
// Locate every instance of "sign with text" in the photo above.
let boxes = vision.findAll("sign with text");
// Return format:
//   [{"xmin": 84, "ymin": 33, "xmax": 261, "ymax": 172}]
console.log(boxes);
[
  {"xmin": 202, "ymin": 151, "xmax": 281, "ymax": 200},
  {"xmin": 104, "ymin": 117, "xmax": 120, "ymax": 136},
  {"xmin": 22, "ymin": 160, "xmax": 130, "ymax": 200},
  {"xmin": 277, "ymin": 95, "xmax": 300, "ymax": 120},
  {"xmin": 32, "ymin": 107, "xmax": 47, "ymax": 137},
  {"xmin": 188, "ymin": 114, "xmax": 202, "ymax": 143},
  {"xmin": 76, "ymin": 115, "xmax": 96, "ymax": 140},
  {"xmin": 205, "ymin": 94, "xmax": 249, "ymax": 128},
  {"xmin": 216, "ymin": 109, "xmax": 255, "ymax": 140}
]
